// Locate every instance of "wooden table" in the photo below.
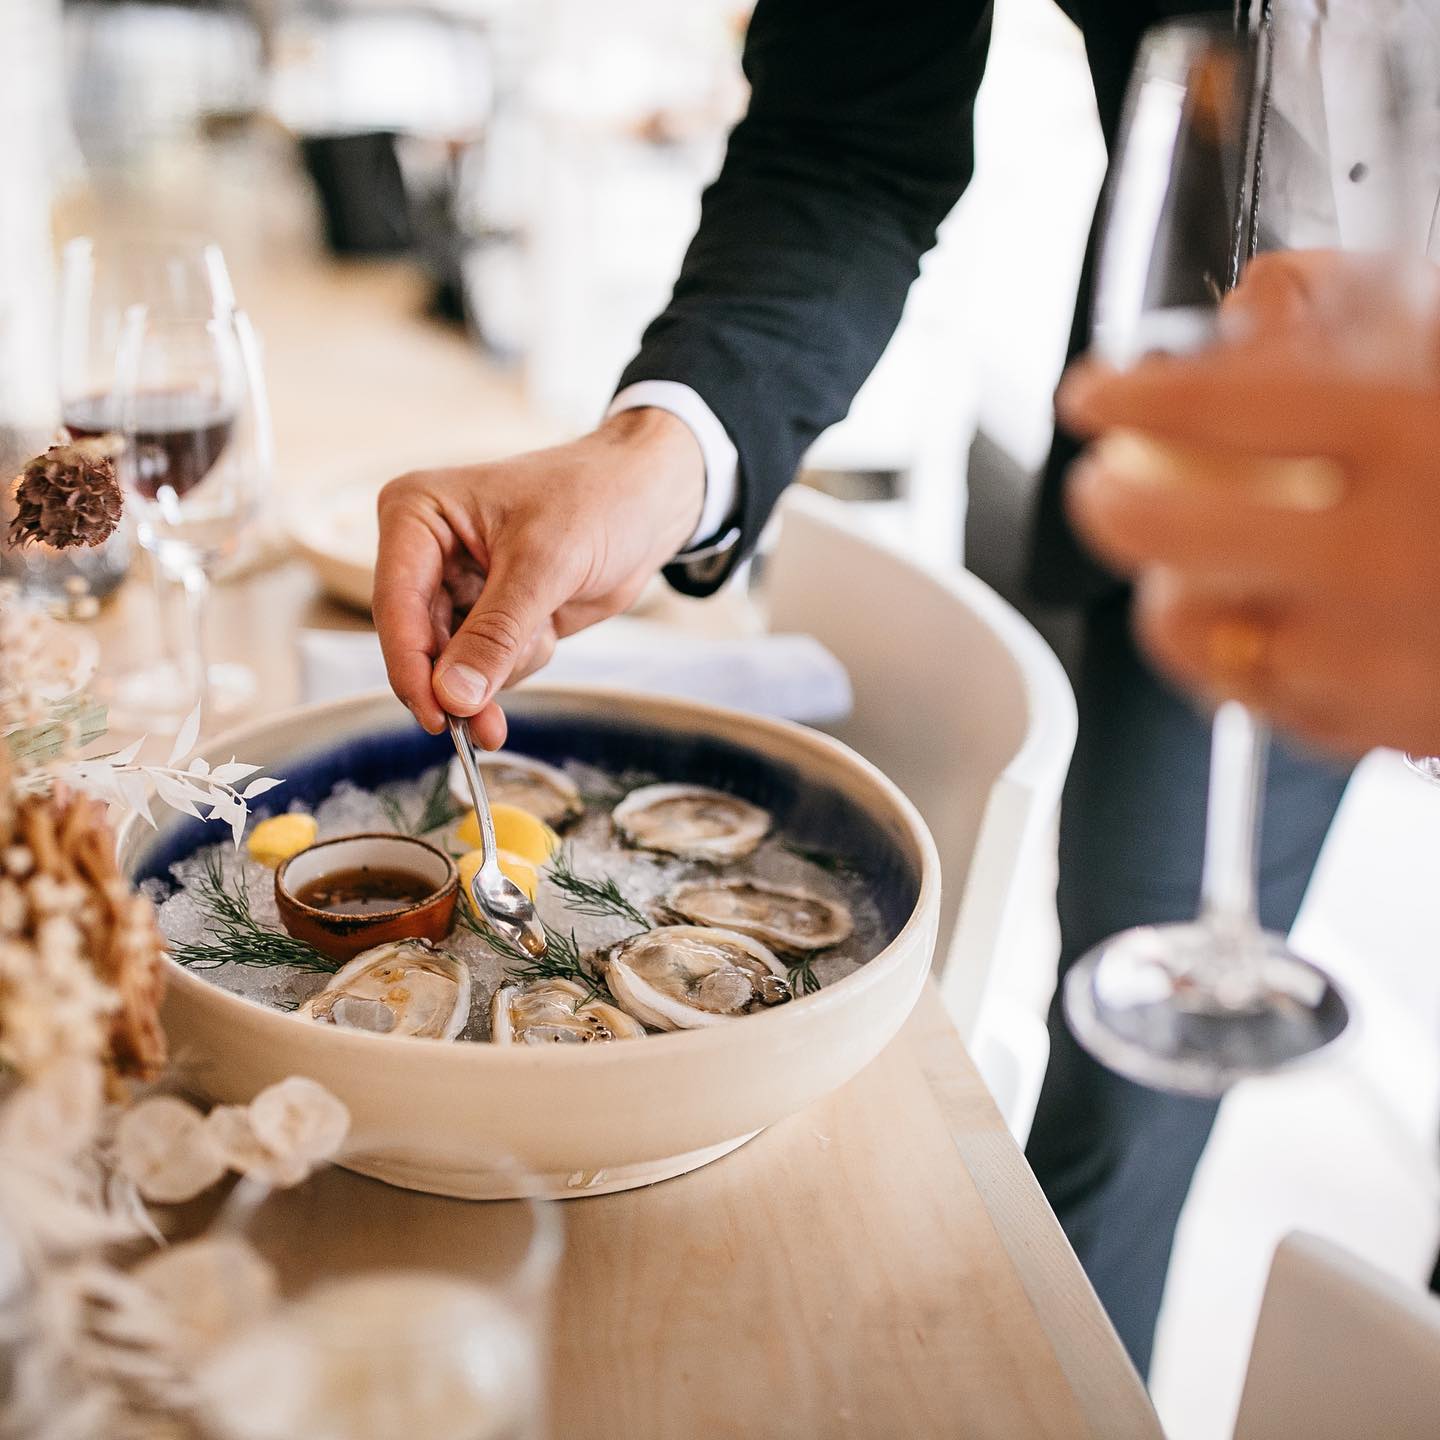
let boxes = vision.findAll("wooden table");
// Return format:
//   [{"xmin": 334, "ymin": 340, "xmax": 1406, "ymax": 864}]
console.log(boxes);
[{"xmin": 75, "ymin": 218, "xmax": 1161, "ymax": 1439}]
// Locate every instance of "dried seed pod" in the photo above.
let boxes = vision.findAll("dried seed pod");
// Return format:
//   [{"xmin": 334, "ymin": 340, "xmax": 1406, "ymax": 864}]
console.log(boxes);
[
  {"xmin": 7, "ymin": 437, "xmax": 125, "ymax": 551},
  {"xmin": 247, "ymin": 1077, "xmax": 351, "ymax": 1167},
  {"xmin": 115, "ymin": 1095, "xmax": 228, "ymax": 1204}
]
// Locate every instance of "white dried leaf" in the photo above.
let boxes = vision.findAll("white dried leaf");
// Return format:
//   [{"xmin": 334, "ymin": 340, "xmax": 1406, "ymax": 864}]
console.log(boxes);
[
  {"xmin": 248, "ymin": 1078, "xmax": 350, "ymax": 1166},
  {"xmin": 60, "ymin": 762, "xmax": 121, "ymax": 805},
  {"xmin": 132, "ymin": 1235, "xmax": 278, "ymax": 1359},
  {"xmin": 116, "ymin": 772, "xmax": 156, "ymax": 829},
  {"xmin": 241, "ymin": 777, "xmax": 283, "ymax": 801},
  {"xmin": 114, "ymin": 1097, "xmax": 227, "ymax": 1204},
  {"xmin": 167, "ymin": 705, "xmax": 201, "ymax": 767},
  {"xmin": 210, "ymin": 760, "xmax": 261, "ymax": 785},
  {"xmin": 107, "ymin": 738, "xmax": 145, "ymax": 767},
  {"xmin": 150, "ymin": 773, "xmax": 205, "ymax": 820}
]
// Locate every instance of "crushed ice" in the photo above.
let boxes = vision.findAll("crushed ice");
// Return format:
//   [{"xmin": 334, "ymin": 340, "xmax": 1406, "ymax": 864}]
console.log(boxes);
[{"xmin": 154, "ymin": 764, "xmax": 891, "ymax": 1041}]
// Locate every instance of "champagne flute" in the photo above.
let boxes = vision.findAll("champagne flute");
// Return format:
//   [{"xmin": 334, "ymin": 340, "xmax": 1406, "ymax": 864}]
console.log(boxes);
[
  {"xmin": 1061, "ymin": 16, "xmax": 1356, "ymax": 1096},
  {"xmin": 111, "ymin": 305, "xmax": 271, "ymax": 722}
]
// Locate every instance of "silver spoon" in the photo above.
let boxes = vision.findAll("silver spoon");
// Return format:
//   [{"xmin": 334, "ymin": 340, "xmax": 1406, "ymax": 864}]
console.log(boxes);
[{"xmin": 446, "ymin": 714, "xmax": 547, "ymax": 958}]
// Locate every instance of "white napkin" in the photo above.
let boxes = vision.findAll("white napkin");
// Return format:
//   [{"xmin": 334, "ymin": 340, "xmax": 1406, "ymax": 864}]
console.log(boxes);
[{"xmin": 297, "ymin": 619, "xmax": 853, "ymax": 725}]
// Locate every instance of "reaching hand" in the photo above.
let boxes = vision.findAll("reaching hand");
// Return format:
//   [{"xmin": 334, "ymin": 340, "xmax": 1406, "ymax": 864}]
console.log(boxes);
[{"xmin": 373, "ymin": 408, "xmax": 705, "ymax": 749}]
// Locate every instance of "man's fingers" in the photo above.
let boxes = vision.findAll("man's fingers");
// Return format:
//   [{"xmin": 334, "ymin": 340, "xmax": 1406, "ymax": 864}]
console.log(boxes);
[
  {"xmin": 1133, "ymin": 576, "xmax": 1438, "ymax": 758},
  {"xmin": 467, "ymin": 702, "xmax": 509, "ymax": 752},
  {"xmin": 373, "ymin": 505, "xmax": 449, "ymax": 733},
  {"xmin": 433, "ymin": 546, "xmax": 573, "ymax": 716},
  {"xmin": 1065, "ymin": 452, "xmax": 1349, "ymax": 592},
  {"xmin": 1058, "ymin": 352, "xmax": 1434, "ymax": 460}
]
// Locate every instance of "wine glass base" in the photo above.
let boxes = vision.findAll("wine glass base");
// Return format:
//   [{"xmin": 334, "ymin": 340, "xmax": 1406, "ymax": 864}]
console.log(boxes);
[
  {"xmin": 105, "ymin": 660, "xmax": 257, "ymax": 734},
  {"xmin": 1063, "ymin": 922, "xmax": 1350, "ymax": 1098}
]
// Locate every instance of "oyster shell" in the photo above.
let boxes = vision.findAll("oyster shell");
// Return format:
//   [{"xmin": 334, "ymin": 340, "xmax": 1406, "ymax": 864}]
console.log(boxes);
[
  {"xmin": 601, "ymin": 925, "xmax": 791, "ymax": 1031},
  {"xmin": 299, "ymin": 939, "xmax": 470, "ymax": 1041},
  {"xmin": 447, "ymin": 752, "xmax": 583, "ymax": 829},
  {"xmin": 611, "ymin": 783, "xmax": 769, "ymax": 863},
  {"xmin": 491, "ymin": 978, "xmax": 646, "ymax": 1045},
  {"xmin": 660, "ymin": 878, "xmax": 853, "ymax": 957}
]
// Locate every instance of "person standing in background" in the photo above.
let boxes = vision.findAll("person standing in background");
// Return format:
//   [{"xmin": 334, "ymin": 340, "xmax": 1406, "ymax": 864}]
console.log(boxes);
[{"xmin": 371, "ymin": 0, "xmax": 1439, "ymax": 1374}]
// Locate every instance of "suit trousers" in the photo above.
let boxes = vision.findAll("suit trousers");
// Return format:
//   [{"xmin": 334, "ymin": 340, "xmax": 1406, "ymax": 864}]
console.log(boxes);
[{"xmin": 1024, "ymin": 592, "xmax": 1352, "ymax": 1378}]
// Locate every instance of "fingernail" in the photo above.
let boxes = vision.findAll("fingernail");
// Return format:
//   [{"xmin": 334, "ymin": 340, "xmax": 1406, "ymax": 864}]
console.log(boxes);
[{"xmin": 436, "ymin": 662, "xmax": 489, "ymax": 710}]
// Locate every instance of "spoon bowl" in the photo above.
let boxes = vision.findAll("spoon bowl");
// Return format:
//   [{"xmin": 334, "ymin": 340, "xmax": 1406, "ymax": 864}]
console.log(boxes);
[{"xmin": 447, "ymin": 715, "xmax": 547, "ymax": 957}]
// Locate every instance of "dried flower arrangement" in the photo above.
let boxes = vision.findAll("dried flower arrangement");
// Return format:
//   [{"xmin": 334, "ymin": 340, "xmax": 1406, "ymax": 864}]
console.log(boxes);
[{"xmin": 0, "ymin": 581, "xmax": 353, "ymax": 1440}]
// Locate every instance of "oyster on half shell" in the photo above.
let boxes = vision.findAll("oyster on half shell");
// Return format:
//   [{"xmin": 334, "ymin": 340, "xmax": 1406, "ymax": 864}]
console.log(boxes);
[
  {"xmin": 446, "ymin": 752, "xmax": 584, "ymax": 829},
  {"xmin": 491, "ymin": 978, "xmax": 646, "ymax": 1045},
  {"xmin": 299, "ymin": 939, "xmax": 470, "ymax": 1041},
  {"xmin": 600, "ymin": 925, "xmax": 791, "ymax": 1031},
  {"xmin": 611, "ymin": 784, "xmax": 769, "ymax": 863},
  {"xmin": 660, "ymin": 878, "xmax": 853, "ymax": 957}
]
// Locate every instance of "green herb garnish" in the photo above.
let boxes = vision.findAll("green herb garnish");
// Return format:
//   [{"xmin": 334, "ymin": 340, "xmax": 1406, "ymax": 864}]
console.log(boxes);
[
  {"xmin": 786, "ymin": 951, "xmax": 824, "ymax": 997},
  {"xmin": 458, "ymin": 907, "xmax": 611, "ymax": 1004},
  {"xmin": 380, "ymin": 766, "xmax": 458, "ymax": 836},
  {"xmin": 167, "ymin": 850, "xmax": 338, "ymax": 974},
  {"xmin": 548, "ymin": 847, "xmax": 652, "ymax": 930}
]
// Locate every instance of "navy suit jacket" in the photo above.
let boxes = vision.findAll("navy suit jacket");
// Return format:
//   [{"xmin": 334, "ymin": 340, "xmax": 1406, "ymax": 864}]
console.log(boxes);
[{"xmin": 616, "ymin": 0, "xmax": 1228, "ymax": 602}]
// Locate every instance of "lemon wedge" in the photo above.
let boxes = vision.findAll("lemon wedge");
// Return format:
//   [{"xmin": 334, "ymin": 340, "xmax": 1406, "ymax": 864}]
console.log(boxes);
[
  {"xmin": 458, "ymin": 848, "xmax": 541, "ymax": 907},
  {"xmin": 454, "ymin": 803, "xmax": 560, "ymax": 867},
  {"xmin": 246, "ymin": 813, "xmax": 319, "ymax": 869}
]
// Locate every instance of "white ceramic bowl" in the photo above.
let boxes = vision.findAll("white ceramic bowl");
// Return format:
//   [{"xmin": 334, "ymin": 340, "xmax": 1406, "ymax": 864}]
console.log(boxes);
[{"xmin": 119, "ymin": 687, "xmax": 940, "ymax": 1199}]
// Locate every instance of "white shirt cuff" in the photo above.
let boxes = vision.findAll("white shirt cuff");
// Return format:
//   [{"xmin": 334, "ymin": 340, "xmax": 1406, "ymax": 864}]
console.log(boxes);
[{"xmin": 607, "ymin": 380, "xmax": 740, "ymax": 554}]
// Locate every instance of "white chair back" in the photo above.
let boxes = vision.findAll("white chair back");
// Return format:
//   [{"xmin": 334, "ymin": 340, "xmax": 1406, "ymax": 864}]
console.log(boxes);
[
  {"xmin": 1234, "ymin": 1232, "xmax": 1440, "ymax": 1440},
  {"xmin": 764, "ymin": 487, "xmax": 1077, "ymax": 1047}
]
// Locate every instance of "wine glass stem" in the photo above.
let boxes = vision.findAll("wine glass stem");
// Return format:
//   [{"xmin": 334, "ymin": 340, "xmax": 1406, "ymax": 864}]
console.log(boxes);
[
  {"xmin": 179, "ymin": 564, "xmax": 213, "ymax": 715},
  {"xmin": 1197, "ymin": 700, "xmax": 1267, "ymax": 941}
]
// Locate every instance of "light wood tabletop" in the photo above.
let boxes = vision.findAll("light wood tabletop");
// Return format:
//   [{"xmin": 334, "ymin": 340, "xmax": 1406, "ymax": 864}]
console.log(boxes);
[{"xmin": 71, "ymin": 213, "xmax": 1161, "ymax": 1440}]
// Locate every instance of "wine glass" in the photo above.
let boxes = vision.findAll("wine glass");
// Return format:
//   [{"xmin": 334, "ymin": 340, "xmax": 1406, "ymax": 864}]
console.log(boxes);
[
  {"xmin": 193, "ymin": 1148, "xmax": 561, "ymax": 1440},
  {"xmin": 58, "ymin": 234, "xmax": 243, "ymax": 724},
  {"xmin": 1404, "ymin": 201, "xmax": 1440, "ymax": 787},
  {"xmin": 110, "ymin": 304, "xmax": 271, "ymax": 723},
  {"xmin": 1061, "ymin": 16, "xmax": 1361, "ymax": 1096}
]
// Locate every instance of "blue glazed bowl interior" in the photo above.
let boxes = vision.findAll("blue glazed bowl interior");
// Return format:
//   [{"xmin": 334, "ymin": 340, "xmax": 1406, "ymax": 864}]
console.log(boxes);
[{"xmin": 133, "ymin": 711, "xmax": 922, "ymax": 947}]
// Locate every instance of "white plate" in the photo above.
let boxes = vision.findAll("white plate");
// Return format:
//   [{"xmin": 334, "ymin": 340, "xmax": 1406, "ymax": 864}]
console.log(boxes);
[{"xmin": 286, "ymin": 482, "xmax": 385, "ymax": 613}]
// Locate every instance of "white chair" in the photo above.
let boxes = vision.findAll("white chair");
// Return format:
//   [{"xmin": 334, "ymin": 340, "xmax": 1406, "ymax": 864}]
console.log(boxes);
[
  {"xmin": 1233, "ymin": 1232, "xmax": 1440, "ymax": 1440},
  {"xmin": 763, "ymin": 488, "xmax": 1076, "ymax": 1138}
]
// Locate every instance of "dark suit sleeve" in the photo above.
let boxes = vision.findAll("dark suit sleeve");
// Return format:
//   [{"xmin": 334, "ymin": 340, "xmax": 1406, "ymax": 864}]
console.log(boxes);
[{"xmin": 617, "ymin": 0, "xmax": 995, "ymax": 595}]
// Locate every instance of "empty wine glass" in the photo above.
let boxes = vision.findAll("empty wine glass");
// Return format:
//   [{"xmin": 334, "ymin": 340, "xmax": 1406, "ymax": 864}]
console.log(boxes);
[
  {"xmin": 1061, "ymin": 16, "xmax": 1357, "ymax": 1096},
  {"xmin": 111, "ymin": 304, "xmax": 271, "ymax": 723}
]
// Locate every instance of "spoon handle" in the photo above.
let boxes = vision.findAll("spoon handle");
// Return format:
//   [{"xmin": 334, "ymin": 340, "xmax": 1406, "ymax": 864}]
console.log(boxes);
[{"xmin": 446, "ymin": 715, "xmax": 501, "ymax": 877}]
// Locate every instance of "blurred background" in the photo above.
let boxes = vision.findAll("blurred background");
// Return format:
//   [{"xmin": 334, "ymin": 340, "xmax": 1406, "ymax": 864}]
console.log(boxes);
[{"xmin": 3, "ymin": 3, "xmax": 1440, "ymax": 1437}]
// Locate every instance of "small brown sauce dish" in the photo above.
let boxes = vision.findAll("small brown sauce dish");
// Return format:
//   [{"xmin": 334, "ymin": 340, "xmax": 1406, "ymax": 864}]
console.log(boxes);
[{"xmin": 275, "ymin": 833, "xmax": 458, "ymax": 962}]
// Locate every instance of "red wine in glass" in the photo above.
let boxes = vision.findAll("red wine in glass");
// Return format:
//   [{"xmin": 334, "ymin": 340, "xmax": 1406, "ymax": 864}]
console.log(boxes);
[{"xmin": 64, "ymin": 389, "xmax": 234, "ymax": 501}]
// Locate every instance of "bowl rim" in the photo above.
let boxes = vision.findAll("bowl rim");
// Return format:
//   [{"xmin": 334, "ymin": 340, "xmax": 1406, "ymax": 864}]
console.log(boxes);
[
  {"xmin": 275, "ymin": 831, "xmax": 458, "ymax": 924},
  {"xmin": 134, "ymin": 684, "xmax": 942, "ymax": 1066}
]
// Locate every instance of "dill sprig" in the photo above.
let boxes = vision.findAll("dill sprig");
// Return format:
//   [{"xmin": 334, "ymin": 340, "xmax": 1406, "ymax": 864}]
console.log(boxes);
[
  {"xmin": 167, "ymin": 850, "xmax": 338, "ymax": 974},
  {"xmin": 787, "ymin": 950, "xmax": 824, "ymax": 997},
  {"xmin": 781, "ymin": 841, "xmax": 861, "ymax": 878},
  {"xmin": 548, "ymin": 847, "xmax": 652, "ymax": 930},
  {"xmin": 458, "ymin": 906, "xmax": 609, "ymax": 1003},
  {"xmin": 380, "ymin": 766, "xmax": 458, "ymax": 836}
]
